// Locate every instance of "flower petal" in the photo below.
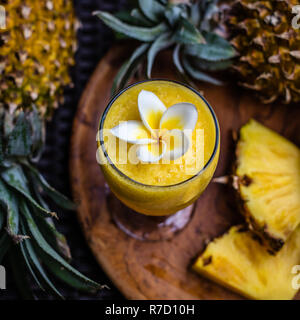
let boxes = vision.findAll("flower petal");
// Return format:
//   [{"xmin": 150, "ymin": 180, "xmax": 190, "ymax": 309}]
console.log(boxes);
[
  {"xmin": 136, "ymin": 141, "xmax": 166, "ymax": 163},
  {"xmin": 138, "ymin": 90, "xmax": 167, "ymax": 133},
  {"xmin": 162, "ymin": 129, "xmax": 190, "ymax": 161},
  {"xmin": 159, "ymin": 102, "xmax": 198, "ymax": 131},
  {"xmin": 110, "ymin": 120, "xmax": 156, "ymax": 144}
]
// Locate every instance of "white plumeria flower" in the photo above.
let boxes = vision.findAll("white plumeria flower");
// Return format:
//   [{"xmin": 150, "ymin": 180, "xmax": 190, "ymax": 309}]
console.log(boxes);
[{"xmin": 110, "ymin": 90, "xmax": 198, "ymax": 163}]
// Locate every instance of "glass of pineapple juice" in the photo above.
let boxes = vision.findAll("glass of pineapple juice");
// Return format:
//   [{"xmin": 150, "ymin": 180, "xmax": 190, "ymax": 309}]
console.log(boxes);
[{"xmin": 97, "ymin": 80, "xmax": 220, "ymax": 240}]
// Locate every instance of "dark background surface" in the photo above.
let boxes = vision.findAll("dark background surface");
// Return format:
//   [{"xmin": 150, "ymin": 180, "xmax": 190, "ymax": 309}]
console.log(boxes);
[{"xmin": 0, "ymin": 0, "xmax": 127, "ymax": 300}]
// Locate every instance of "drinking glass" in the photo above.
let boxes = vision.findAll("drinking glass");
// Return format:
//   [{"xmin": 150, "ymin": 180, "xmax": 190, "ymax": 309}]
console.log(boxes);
[{"xmin": 97, "ymin": 80, "xmax": 220, "ymax": 241}]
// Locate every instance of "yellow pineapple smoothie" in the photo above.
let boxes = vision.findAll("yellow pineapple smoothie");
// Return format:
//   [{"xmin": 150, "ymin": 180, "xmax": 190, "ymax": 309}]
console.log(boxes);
[{"xmin": 97, "ymin": 80, "xmax": 220, "ymax": 216}]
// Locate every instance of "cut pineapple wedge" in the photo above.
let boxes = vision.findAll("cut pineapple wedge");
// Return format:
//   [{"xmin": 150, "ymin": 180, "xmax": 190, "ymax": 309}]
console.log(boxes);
[
  {"xmin": 236, "ymin": 119, "xmax": 300, "ymax": 252},
  {"xmin": 193, "ymin": 225, "xmax": 300, "ymax": 300}
]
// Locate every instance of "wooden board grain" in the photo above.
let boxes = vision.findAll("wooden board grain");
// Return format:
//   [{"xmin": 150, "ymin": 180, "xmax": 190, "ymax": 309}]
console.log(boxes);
[{"xmin": 70, "ymin": 45, "xmax": 300, "ymax": 300}]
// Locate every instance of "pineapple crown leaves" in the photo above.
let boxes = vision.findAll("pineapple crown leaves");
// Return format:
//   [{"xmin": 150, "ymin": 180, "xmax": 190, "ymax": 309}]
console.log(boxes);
[
  {"xmin": 93, "ymin": 0, "xmax": 237, "ymax": 94},
  {"xmin": 0, "ymin": 107, "xmax": 102, "ymax": 299}
]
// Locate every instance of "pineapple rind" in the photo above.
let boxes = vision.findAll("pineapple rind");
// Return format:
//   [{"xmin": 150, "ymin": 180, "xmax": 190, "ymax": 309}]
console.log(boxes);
[
  {"xmin": 228, "ymin": 0, "xmax": 300, "ymax": 104},
  {"xmin": 0, "ymin": 0, "xmax": 77, "ymax": 118},
  {"xmin": 236, "ymin": 119, "xmax": 300, "ymax": 252},
  {"xmin": 193, "ymin": 225, "xmax": 300, "ymax": 300}
]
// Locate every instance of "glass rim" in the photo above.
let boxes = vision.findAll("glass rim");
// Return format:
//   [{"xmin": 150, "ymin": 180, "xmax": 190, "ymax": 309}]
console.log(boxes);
[{"xmin": 98, "ymin": 79, "xmax": 220, "ymax": 189}]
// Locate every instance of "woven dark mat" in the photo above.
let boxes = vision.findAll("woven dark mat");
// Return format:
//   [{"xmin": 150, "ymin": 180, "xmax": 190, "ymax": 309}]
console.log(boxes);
[{"xmin": 1, "ymin": 0, "xmax": 127, "ymax": 300}]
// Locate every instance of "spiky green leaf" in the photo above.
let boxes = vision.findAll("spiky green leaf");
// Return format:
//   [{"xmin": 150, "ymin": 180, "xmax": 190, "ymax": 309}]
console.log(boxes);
[
  {"xmin": 115, "ymin": 10, "xmax": 152, "ymax": 27},
  {"xmin": 190, "ymin": 1, "xmax": 201, "ymax": 27},
  {"xmin": 147, "ymin": 32, "xmax": 174, "ymax": 77},
  {"xmin": 185, "ymin": 32, "xmax": 236, "ymax": 61},
  {"xmin": 0, "ymin": 111, "xmax": 4, "ymax": 165},
  {"xmin": 193, "ymin": 58, "xmax": 233, "ymax": 71},
  {"xmin": 174, "ymin": 18, "xmax": 205, "ymax": 45},
  {"xmin": 1, "ymin": 165, "xmax": 57, "ymax": 218},
  {"xmin": 165, "ymin": 5, "xmax": 183, "ymax": 27},
  {"xmin": 131, "ymin": 8, "xmax": 153, "ymax": 27},
  {"xmin": 20, "ymin": 238, "xmax": 45, "ymax": 292},
  {"xmin": 28, "ymin": 107, "xmax": 45, "ymax": 162},
  {"xmin": 6, "ymin": 198, "xmax": 19, "ymax": 239},
  {"xmin": 0, "ymin": 209, "xmax": 4, "ymax": 231},
  {"xmin": 138, "ymin": 0, "xmax": 164, "ymax": 23},
  {"xmin": 0, "ymin": 179, "xmax": 19, "ymax": 236},
  {"xmin": 173, "ymin": 44, "xmax": 184, "ymax": 74},
  {"xmin": 45, "ymin": 217, "xmax": 72, "ymax": 262},
  {"xmin": 21, "ymin": 201, "xmax": 100, "ymax": 292},
  {"xmin": 111, "ymin": 43, "xmax": 149, "ymax": 95},
  {"xmin": 9, "ymin": 246, "xmax": 35, "ymax": 300},
  {"xmin": 0, "ymin": 232, "xmax": 10, "ymax": 263},
  {"xmin": 6, "ymin": 112, "xmax": 32, "ymax": 158},
  {"xmin": 200, "ymin": 0, "xmax": 219, "ymax": 31},
  {"xmin": 93, "ymin": 11, "xmax": 167, "ymax": 42},
  {"xmin": 23, "ymin": 162, "xmax": 76, "ymax": 210},
  {"xmin": 35, "ymin": 245, "xmax": 101, "ymax": 292},
  {"xmin": 4, "ymin": 112, "xmax": 14, "ymax": 137},
  {"xmin": 182, "ymin": 56, "xmax": 223, "ymax": 85},
  {"xmin": 21, "ymin": 220, "xmax": 64, "ymax": 299},
  {"xmin": 33, "ymin": 203, "xmax": 72, "ymax": 262},
  {"xmin": 29, "ymin": 181, "xmax": 71, "ymax": 260}
]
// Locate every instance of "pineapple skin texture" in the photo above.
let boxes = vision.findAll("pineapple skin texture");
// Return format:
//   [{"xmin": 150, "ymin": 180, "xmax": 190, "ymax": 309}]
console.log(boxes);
[
  {"xmin": 193, "ymin": 225, "xmax": 300, "ymax": 300},
  {"xmin": 0, "ymin": 0, "xmax": 77, "ymax": 118},
  {"xmin": 228, "ymin": 0, "xmax": 300, "ymax": 104},
  {"xmin": 236, "ymin": 119, "xmax": 300, "ymax": 253}
]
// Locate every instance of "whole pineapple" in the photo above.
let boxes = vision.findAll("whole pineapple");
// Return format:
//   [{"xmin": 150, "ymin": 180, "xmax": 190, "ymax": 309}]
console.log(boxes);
[
  {"xmin": 227, "ymin": 0, "xmax": 300, "ymax": 104},
  {"xmin": 0, "ymin": 1, "xmax": 101, "ymax": 298},
  {"xmin": 0, "ymin": 0, "xmax": 77, "ymax": 118}
]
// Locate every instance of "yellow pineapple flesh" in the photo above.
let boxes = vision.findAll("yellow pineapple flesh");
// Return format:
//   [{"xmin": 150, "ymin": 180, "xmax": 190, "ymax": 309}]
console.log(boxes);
[
  {"xmin": 193, "ymin": 225, "xmax": 300, "ymax": 300},
  {"xmin": 236, "ymin": 119, "xmax": 300, "ymax": 252}
]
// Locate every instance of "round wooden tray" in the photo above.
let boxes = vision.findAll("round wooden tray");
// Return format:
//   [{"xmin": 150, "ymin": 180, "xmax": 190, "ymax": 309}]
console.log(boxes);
[{"xmin": 70, "ymin": 45, "xmax": 300, "ymax": 300}]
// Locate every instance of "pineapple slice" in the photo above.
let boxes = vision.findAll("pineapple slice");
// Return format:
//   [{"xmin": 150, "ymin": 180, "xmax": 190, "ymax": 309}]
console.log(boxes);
[
  {"xmin": 193, "ymin": 225, "xmax": 300, "ymax": 300},
  {"xmin": 235, "ymin": 119, "xmax": 300, "ymax": 252}
]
